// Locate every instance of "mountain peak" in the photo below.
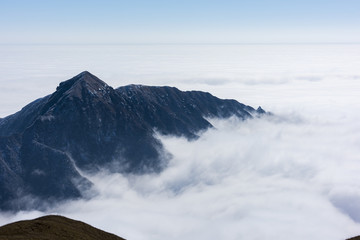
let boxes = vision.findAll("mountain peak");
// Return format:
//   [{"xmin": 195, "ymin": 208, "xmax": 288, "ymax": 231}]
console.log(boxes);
[
  {"xmin": 73, "ymin": 71, "xmax": 102, "ymax": 83},
  {"xmin": 256, "ymin": 106, "xmax": 266, "ymax": 114},
  {"xmin": 78, "ymin": 70, "xmax": 93, "ymax": 77},
  {"xmin": 55, "ymin": 71, "xmax": 111, "ymax": 99},
  {"xmin": 57, "ymin": 71, "xmax": 107, "ymax": 90}
]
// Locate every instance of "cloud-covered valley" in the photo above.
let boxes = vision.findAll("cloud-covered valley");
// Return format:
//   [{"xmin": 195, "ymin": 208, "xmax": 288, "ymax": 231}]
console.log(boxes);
[{"xmin": 2, "ymin": 110, "xmax": 360, "ymax": 240}]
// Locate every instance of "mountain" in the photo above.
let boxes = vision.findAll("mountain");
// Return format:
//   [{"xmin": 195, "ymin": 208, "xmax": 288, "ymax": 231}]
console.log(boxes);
[
  {"xmin": 348, "ymin": 237, "xmax": 360, "ymax": 240},
  {"xmin": 0, "ymin": 71, "xmax": 266, "ymax": 210},
  {"xmin": 0, "ymin": 215, "xmax": 125, "ymax": 240}
]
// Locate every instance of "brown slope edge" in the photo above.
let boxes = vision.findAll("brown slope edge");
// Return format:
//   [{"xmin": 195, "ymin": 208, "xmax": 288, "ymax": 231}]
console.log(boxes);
[
  {"xmin": 0, "ymin": 215, "xmax": 125, "ymax": 240},
  {"xmin": 348, "ymin": 237, "xmax": 360, "ymax": 240}
]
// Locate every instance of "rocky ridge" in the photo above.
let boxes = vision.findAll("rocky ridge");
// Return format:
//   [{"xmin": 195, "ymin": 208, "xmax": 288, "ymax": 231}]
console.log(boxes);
[{"xmin": 0, "ymin": 71, "xmax": 266, "ymax": 210}]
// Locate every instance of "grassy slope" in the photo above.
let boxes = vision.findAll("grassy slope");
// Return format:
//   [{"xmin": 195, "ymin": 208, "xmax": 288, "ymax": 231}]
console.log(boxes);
[{"xmin": 0, "ymin": 215, "xmax": 125, "ymax": 240}]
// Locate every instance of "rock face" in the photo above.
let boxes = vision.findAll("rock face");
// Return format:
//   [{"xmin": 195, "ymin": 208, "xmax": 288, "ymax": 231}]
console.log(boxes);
[
  {"xmin": 348, "ymin": 236, "xmax": 360, "ymax": 240},
  {"xmin": 0, "ymin": 215, "xmax": 125, "ymax": 240},
  {"xmin": 0, "ymin": 71, "xmax": 266, "ymax": 210}
]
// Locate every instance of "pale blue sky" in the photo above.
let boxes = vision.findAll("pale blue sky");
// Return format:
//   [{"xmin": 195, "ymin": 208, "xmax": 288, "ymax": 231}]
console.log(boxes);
[{"xmin": 1, "ymin": 0, "xmax": 359, "ymax": 44}]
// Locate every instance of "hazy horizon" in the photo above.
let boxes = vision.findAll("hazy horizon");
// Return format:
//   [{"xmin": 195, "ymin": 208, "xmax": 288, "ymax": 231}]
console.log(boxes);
[{"xmin": 1, "ymin": 43, "xmax": 359, "ymax": 118}]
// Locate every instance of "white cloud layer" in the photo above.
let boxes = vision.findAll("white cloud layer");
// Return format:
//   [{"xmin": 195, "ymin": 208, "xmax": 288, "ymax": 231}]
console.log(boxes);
[
  {"xmin": 1, "ymin": 44, "xmax": 360, "ymax": 240},
  {"xmin": 1, "ymin": 112, "xmax": 360, "ymax": 240}
]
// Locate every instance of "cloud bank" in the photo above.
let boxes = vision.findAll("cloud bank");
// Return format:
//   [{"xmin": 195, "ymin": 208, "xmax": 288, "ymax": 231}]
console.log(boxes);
[{"xmin": 1, "ymin": 111, "xmax": 360, "ymax": 240}]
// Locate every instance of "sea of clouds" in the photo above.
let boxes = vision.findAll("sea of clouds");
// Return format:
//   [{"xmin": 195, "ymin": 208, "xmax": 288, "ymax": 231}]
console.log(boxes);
[{"xmin": 0, "ymin": 44, "xmax": 360, "ymax": 239}]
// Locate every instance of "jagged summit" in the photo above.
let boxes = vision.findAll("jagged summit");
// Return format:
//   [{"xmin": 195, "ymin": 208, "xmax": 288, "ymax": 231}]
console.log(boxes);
[
  {"xmin": 55, "ymin": 71, "xmax": 111, "ymax": 99},
  {"xmin": 0, "ymin": 71, "xmax": 267, "ymax": 210},
  {"xmin": 256, "ymin": 106, "xmax": 266, "ymax": 114},
  {"xmin": 59, "ymin": 71, "xmax": 106, "ymax": 86}
]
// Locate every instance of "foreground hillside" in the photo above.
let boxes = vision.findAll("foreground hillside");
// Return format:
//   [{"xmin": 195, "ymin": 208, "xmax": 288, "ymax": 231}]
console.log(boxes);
[{"xmin": 0, "ymin": 215, "xmax": 125, "ymax": 240}]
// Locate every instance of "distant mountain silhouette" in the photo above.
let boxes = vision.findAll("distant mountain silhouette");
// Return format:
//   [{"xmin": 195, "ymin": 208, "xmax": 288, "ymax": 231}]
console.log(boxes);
[
  {"xmin": 0, "ymin": 215, "xmax": 125, "ymax": 240},
  {"xmin": 0, "ymin": 71, "xmax": 266, "ymax": 210}
]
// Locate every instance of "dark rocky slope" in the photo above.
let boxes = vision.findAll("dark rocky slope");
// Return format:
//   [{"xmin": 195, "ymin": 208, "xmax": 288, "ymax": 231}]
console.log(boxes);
[
  {"xmin": 348, "ymin": 237, "xmax": 360, "ymax": 240},
  {"xmin": 0, "ymin": 215, "xmax": 125, "ymax": 240},
  {"xmin": 0, "ymin": 71, "xmax": 266, "ymax": 210}
]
